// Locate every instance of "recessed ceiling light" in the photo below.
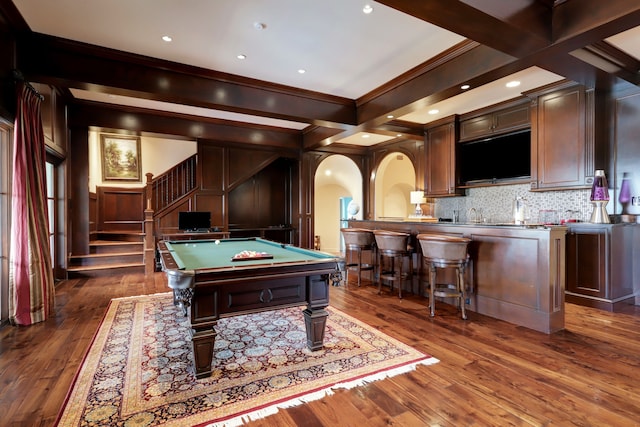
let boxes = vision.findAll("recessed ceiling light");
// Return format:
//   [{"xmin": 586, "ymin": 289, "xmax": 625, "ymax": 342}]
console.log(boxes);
[
  {"xmin": 397, "ymin": 134, "xmax": 402, "ymax": 137},
  {"xmin": 387, "ymin": 115, "xmax": 394, "ymax": 119},
  {"xmin": 237, "ymin": 54, "xmax": 246, "ymax": 60},
  {"xmin": 298, "ymin": 69, "xmax": 306, "ymax": 74},
  {"xmin": 254, "ymin": 22, "xmax": 266, "ymax": 30},
  {"xmin": 325, "ymin": 170, "xmax": 332, "ymax": 176},
  {"xmin": 506, "ymin": 80, "xmax": 521, "ymax": 88},
  {"xmin": 428, "ymin": 109, "xmax": 439, "ymax": 115},
  {"xmin": 363, "ymin": 4, "xmax": 373, "ymax": 14},
  {"xmin": 461, "ymin": 84, "xmax": 470, "ymax": 90},
  {"xmin": 161, "ymin": 35, "xmax": 172, "ymax": 42},
  {"xmin": 362, "ymin": 134, "xmax": 370, "ymax": 138}
]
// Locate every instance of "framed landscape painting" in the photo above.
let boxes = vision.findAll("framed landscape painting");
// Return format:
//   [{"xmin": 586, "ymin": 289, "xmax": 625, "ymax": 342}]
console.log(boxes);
[{"xmin": 100, "ymin": 135, "xmax": 142, "ymax": 181}]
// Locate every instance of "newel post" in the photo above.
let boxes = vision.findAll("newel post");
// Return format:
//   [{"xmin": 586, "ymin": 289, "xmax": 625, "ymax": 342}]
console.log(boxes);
[{"xmin": 144, "ymin": 173, "xmax": 155, "ymax": 275}]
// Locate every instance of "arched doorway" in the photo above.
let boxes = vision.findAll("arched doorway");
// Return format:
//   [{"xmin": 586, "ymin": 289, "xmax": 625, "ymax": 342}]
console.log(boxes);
[
  {"xmin": 374, "ymin": 152, "xmax": 416, "ymax": 220},
  {"xmin": 314, "ymin": 155, "xmax": 362, "ymax": 254}
]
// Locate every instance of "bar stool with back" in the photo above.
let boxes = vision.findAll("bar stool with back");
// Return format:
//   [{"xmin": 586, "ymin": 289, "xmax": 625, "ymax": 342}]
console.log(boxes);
[
  {"xmin": 417, "ymin": 234, "xmax": 471, "ymax": 319},
  {"xmin": 340, "ymin": 228, "xmax": 377, "ymax": 286},
  {"xmin": 373, "ymin": 230, "xmax": 413, "ymax": 298},
  {"xmin": 340, "ymin": 228, "xmax": 376, "ymax": 287}
]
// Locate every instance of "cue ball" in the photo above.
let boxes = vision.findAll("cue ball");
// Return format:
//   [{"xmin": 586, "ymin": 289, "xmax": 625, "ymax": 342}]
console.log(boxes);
[{"xmin": 215, "ymin": 240, "xmax": 220, "ymax": 245}]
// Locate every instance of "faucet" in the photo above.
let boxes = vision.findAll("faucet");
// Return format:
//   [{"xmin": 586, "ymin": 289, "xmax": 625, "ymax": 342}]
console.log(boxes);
[
  {"xmin": 468, "ymin": 208, "xmax": 482, "ymax": 223},
  {"xmin": 468, "ymin": 208, "xmax": 477, "ymax": 223}
]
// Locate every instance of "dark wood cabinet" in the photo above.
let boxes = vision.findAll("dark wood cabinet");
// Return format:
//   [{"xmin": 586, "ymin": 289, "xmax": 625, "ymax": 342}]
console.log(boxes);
[
  {"xmin": 529, "ymin": 82, "xmax": 595, "ymax": 190},
  {"xmin": 565, "ymin": 223, "xmax": 637, "ymax": 311},
  {"xmin": 424, "ymin": 117, "xmax": 462, "ymax": 197},
  {"xmin": 459, "ymin": 100, "xmax": 530, "ymax": 142}
]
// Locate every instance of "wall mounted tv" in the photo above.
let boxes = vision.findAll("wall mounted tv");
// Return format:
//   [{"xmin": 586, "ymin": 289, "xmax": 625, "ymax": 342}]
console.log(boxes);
[
  {"xmin": 178, "ymin": 211, "xmax": 211, "ymax": 231},
  {"xmin": 458, "ymin": 130, "xmax": 531, "ymax": 185}
]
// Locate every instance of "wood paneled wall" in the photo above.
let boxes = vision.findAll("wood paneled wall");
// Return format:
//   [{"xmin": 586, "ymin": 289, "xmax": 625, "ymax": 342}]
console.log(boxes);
[
  {"xmin": 228, "ymin": 157, "xmax": 293, "ymax": 229},
  {"xmin": 97, "ymin": 186, "xmax": 145, "ymax": 232},
  {"xmin": 153, "ymin": 141, "xmax": 300, "ymax": 243}
]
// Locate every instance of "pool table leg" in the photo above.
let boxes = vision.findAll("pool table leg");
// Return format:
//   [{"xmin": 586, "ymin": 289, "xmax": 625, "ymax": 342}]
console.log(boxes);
[
  {"xmin": 192, "ymin": 325, "xmax": 217, "ymax": 380},
  {"xmin": 172, "ymin": 288, "xmax": 194, "ymax": 317},
  {"xmin": 303, "ymin": 307, "xmax": 328, "ymax": 351}
]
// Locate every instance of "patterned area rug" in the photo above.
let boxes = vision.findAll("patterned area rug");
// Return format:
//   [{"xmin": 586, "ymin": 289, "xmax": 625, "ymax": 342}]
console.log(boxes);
[{"xmin": 55, "ymin": 292, "xmax": 438, "ymax": 427}]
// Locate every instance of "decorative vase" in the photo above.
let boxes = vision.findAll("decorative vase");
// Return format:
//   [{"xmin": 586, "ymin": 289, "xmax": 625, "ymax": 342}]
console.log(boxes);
[
  {"xmin": 590, "ymin": 169, "xmax": 610, "ymax": 224},
  {"xmin": 619, "ymin": 172, "xmax": 632, "ymax": 215}
]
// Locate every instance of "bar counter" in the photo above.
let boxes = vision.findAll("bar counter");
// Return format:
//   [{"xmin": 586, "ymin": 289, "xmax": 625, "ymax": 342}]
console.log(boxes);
[{"xmin": 348, "ymin": 219, "xmax": 567, "ymax": 334}]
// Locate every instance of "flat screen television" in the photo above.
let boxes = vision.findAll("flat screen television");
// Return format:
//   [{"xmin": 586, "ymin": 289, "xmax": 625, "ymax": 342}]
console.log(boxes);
[
  {"xmin": 458, "ymin": 130, "xmax": 531, "ymax": 184},
  {"xmin": 178, "ymin": 211, "xmax": 211, "ymax": 231}
]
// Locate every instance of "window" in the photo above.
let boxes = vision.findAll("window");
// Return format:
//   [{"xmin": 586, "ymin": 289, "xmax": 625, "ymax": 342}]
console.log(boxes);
[
  {"xmin": 0, "ymin": 121, "xmax": 12, "ymax": 324},
  {"xmin": 45, "ymin": 153, "xmax": 64, "ymax": 279},
  {"xmin": 46, "ymin": 161, "xmax": 55, "ymax": 265}
]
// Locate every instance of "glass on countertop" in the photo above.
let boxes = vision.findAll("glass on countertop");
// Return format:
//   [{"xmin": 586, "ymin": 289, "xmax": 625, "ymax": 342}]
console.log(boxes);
[
  {"xmin": 539, "ymin": 209, "xmax": 559, "ymax": 225},
  {"xmin": 467, "ymin": 207, "xmax": 483, "ymax": 223},
  {"xmin": 560, "ymin": 210, "xmax": 581, "ymax": 224}
]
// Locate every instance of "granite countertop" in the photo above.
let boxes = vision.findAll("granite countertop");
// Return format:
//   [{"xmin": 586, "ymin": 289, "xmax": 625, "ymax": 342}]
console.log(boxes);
[{"xmin": 381, "ymin": 218, "xmax": 558, "ymax": 229}]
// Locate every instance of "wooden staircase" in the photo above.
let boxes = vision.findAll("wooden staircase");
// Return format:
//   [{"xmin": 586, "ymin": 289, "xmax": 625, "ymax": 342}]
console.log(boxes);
[
  {"xmin": 68, "ymin": 156, "xmax": 199, "ymax": 278},
  {"xmin": 68, "ymin": 231, "xmax": 146, "ymax": 278}
]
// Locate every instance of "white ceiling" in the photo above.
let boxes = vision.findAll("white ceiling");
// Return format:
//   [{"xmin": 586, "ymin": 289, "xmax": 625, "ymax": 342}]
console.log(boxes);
[
  {"xmin": 605, "ymin": 25, "xmax": 640, "ymax": 60},
  {"xmin": 14, "ymin": 0, "xmax": 466, "ymax": 99},
  {"xmin": 11, "ymin": 1, "xmax": 640, "ymax": 144}
]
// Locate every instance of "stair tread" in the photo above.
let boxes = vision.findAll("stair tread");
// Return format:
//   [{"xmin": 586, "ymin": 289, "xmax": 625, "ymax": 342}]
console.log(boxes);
[
  {"xmin": 67, "ymin": 262, "xmax": 144, "ymax": 271},
  {"xmin": 90, "ymin": 240, "xmax": 143, "ymax": 246},
  {"xmin": 96, "ymin": 231, "xmax": 145, "ymax": 235},
  {"xmin": 70, "ymin": 252, "xmax": 143, "ymax": 259}
]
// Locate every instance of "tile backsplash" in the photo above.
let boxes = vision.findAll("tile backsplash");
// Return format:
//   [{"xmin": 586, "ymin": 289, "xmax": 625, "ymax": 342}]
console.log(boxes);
[{"xmin": 434, "ymin": 184, "xmax": 595, "ymax": 223}]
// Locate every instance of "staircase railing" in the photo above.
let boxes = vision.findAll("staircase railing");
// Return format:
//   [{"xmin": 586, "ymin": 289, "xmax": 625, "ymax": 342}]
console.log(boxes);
[
  {"xmin": 144, "ymin": 154, "xmax": 197, "ymax": 275},
  {"xmin": 145, "ymin": 154, "xmax": 197, "ymax": 213}
]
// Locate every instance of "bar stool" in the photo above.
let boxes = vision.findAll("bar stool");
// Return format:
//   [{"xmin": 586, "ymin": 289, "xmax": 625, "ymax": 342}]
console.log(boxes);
[
  {"xmin": 340, "ymin": 228, "xmax": 376, "ymax": 287},
  {"xmin": 417, "ymin": 234, "xmax": 471, "ymax": 320},
  {"xmin": 373, "ymin": 230, "xmax": 412, "ymax": 298}
]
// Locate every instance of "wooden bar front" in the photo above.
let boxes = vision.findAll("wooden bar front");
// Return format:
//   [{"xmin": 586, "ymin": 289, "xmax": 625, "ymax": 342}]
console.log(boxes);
[{"xmin": 349, "ymin": 220, "xmax": 567, "ymax": 334}]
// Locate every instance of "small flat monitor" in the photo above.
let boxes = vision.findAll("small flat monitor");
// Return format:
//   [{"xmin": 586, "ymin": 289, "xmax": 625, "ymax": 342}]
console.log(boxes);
[{"xmin": 178, "ymin": 211, "xmax": 211, "ymax": 231}]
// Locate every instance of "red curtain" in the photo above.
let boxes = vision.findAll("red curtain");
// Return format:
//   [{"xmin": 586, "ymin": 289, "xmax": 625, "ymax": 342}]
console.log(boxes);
[{"xmin": 8, "ymin": 81, "xmax": 55, "ymax": 325}]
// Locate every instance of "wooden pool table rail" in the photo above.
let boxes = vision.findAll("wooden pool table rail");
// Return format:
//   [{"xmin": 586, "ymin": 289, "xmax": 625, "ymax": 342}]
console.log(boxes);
[{"xmin": 158, "ymin": 238, "xmax": 344, "ymax": 379}]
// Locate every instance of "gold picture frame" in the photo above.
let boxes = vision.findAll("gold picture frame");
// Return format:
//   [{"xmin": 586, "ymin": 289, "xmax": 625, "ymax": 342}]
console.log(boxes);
[{"xmin": 100, "ymin": 134, "xmax": 142, "ymax": 181}]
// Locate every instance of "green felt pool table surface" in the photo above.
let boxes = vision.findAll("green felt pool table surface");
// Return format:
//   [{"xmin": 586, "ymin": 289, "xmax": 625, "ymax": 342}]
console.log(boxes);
[{"xmin": 163, "ymin": 237, "xmax": 336, "ymax": 271}]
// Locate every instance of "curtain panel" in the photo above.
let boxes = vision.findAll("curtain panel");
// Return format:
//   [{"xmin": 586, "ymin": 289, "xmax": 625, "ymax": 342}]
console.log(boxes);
[{"xmin": 8, "ymin": 82, "xmax": 55, "ymax": 325}]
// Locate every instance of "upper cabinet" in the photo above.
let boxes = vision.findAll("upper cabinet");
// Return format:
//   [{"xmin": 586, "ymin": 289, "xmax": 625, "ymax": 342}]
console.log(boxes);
[
  {"xmin": 459, "ymin": 99, "xmax": 530, "ymax": 142},
  {"xmin": 528, "ymin": 81, "xmax": 595, "ymax": 191},
  {"xmin": 424, "ymin": 116, "xmax": 463, "ymax": 197}
]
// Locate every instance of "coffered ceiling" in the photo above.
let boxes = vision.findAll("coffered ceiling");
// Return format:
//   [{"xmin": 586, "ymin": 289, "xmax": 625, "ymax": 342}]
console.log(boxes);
[{"xmin": 8, "ymin": 0, "xmax": 640, "ymax": 148}]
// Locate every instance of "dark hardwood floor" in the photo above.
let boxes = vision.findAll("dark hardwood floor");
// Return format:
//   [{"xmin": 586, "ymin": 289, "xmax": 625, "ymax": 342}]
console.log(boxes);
[{"xmin": 1, "ymin": 273, "xmax": 639, "ymax": 426}]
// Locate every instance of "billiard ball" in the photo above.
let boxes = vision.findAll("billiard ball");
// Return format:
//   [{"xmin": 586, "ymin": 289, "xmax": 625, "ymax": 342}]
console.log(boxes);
[{"xmin": 215, "ymin": 240, "xmax": 220, "ymax": 245}]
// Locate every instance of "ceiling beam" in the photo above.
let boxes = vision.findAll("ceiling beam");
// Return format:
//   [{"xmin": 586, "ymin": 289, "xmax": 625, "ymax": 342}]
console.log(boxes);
[
  {"xmin": 375, "ymin": 0, "xmax": 551, "ymax": 57},
  {"xmin": 371, "ymin": 0, "xmax": 638, "ymax": 105},
  {"xmin": 357, "ymin": 43, "xmax": 519, "ymax": 124},
  {"xmin": 552, "ymin": 0, "xmax": 640, "ymax": 46},
  {"xmin": 378, "ymin": 0, "xmax": 640, "ymax": 61},
  {"xmin": 17, "ymin": 33, "xmax": 358, "ymax": 128},
  {"xmin": 70, "ymin": 100, "xmax": 302, "ymax": 151},
  {"xmin": 12, "ymin": 0, "xmax": 640, "ymax": 151}
]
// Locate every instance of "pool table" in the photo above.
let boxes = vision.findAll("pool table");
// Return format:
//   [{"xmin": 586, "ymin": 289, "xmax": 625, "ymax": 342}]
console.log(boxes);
[{"xmin": 158, "ymin": 237, "xmax": 344, "ymax": 379}]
